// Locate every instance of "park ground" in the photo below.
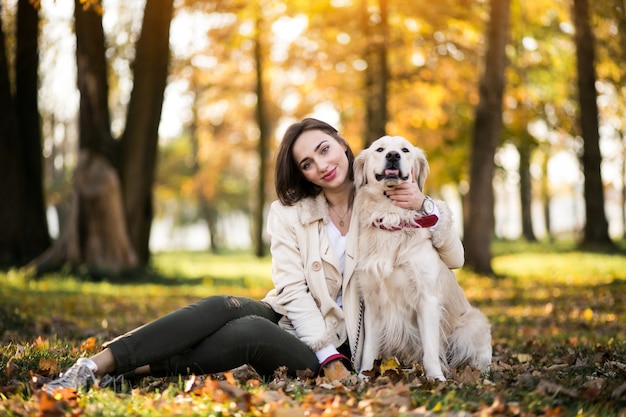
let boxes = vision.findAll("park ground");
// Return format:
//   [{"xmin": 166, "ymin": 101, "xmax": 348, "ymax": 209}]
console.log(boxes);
[{"xmin": 1, "ymin": 240, "xmax": 625, "ymax": 416}]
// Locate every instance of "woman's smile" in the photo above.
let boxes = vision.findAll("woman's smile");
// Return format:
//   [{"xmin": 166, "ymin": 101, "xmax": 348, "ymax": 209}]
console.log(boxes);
[{"xmin": 322, "ymin": 167, "xmax": 337, "ymax": 181}]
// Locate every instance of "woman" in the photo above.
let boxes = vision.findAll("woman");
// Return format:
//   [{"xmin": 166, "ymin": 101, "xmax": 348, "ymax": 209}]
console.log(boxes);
[{"xmin": 44, "ymin": 118, "xmax": 463, "ymax": 393}]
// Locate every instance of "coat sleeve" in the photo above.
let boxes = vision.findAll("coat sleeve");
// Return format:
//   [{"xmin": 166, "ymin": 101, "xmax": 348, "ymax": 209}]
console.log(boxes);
[
  {"xmin": 263, "ymin": 201, "xmax": 333, "ymax": 352},
  {"xmin": 431, "ymin": 200, "xmax": 465, "ymax": 269}
]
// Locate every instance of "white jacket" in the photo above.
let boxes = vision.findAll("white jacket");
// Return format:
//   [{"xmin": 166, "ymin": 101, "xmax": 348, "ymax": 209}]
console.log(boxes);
[{"xmin": 261, "ymin": 193, "xmax": 463, "ymax": 371}]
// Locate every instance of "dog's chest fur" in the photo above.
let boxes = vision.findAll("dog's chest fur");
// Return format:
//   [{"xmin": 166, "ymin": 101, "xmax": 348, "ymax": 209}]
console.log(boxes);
[{"xmin": 355, "ymin": 190, "xmax": 445, "ymax": 363}]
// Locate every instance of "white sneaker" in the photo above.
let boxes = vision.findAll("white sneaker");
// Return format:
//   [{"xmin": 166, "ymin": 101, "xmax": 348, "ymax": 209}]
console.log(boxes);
[{"xmin": 44, "ymin": 358, "xmax": 97, "ymax": 393}]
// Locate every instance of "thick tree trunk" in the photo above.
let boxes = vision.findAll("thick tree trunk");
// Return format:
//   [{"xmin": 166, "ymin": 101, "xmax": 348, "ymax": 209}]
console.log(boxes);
[
  {"xmin": 0, "ymin": 0, "xmax": 49, "ymax": 266},
  {"xmin": 463, "ymin": 0, "xmax": 510, "ymax": 275},
  {"xmin": 118, "ymin": 0, "xmax": 174, "ymax": 265},
  {"xmin": 16, "ymin": 0, "xmax": 50, "ymax": 259},
  {"xmin": 74, "ymin": 0, "xmax": 115, "ymax": 159},
  {"xmin": 362, "ymin": 0, "xmax": 389, "ymax": 146},
  {"xmin": 0, "ymin": 6, "xmax": 24, "ymax": 266},
  {"xmin": 572, "ymin": 0, "xmax": 613, "ymax": 248},
  {"xmin": 29, "ymin": 0, "xmax": 138, "ymax": 274},
  {"xmin": 29, "ymin": 151, "xmax": 138, "ymax": 273}
]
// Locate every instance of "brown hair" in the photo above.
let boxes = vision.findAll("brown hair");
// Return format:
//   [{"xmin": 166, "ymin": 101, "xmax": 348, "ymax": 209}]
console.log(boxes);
[{"xmin": 275, "ymin": 118, "xmax": 355, "ymax": 206}]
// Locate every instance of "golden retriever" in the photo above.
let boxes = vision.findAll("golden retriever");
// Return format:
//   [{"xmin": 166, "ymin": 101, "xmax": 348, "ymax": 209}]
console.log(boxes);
[{"xmin": 353, "ymin": 135, "xmax": 492, "ymax": 380}]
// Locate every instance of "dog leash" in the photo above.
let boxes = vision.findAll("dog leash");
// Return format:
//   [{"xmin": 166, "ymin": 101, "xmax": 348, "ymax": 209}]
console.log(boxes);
[{"xmin": 351, "ymin": 297, "xmax": 364, "ymax": 366}]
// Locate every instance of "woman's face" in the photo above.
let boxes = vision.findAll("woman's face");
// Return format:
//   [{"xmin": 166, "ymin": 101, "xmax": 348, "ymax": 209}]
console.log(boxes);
[{"xmin": 292, "ymin": 129, "xmax": 350, "ymax": 191}]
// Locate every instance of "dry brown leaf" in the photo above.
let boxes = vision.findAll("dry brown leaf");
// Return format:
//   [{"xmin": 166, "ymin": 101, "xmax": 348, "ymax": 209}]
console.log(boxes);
[
  {"xmin": 38, "ymin": 358, "xmax": 59, "ymax": 376},
  {"xmin": 322, "ymin": 360, "xmax": 351, "ymax": 381}
]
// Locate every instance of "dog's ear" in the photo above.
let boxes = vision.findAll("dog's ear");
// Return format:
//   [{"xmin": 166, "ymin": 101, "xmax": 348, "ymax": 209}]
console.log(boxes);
[
  {"xmin": 353, "ymin": 150, "xmax": 368, "ymax": 189},
  {"xmin": 413, "ymin": 147, "xmax": 429, "ymax": 191}
]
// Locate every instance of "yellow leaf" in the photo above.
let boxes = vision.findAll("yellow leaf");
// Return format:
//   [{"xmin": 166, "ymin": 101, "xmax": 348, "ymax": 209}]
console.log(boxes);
[
  {"xmin": 583, "ymin": 308, "xmax": 594, "ymax": 321},
  {"xmin": 379, "ymin": 357, "xmax": 401, "ymax": 375},
  {"xmin": 432, "ymin": 401, "xmax": 443, "ymax": 412}
]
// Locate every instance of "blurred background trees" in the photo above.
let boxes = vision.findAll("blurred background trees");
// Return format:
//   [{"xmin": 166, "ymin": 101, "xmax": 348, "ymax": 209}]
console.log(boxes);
[{"xmin": 0, "ymin": 0, "xmax": 624, "ymax": 276}]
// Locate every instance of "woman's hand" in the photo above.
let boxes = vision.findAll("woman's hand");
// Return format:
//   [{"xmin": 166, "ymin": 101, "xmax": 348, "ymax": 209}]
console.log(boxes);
[
  {"xmin": 384, "ymin": 182, "xmax": 425, "ymax": 211},
  {"xmin": 322, "ymin": 359, "xmax": 352, "ymax": 381}
]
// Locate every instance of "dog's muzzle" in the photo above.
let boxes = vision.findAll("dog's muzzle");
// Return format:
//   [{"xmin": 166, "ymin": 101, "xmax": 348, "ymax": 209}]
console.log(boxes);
[{"xmin": 375, "ymin": 151, "xmax": 410, "ymax": 184}]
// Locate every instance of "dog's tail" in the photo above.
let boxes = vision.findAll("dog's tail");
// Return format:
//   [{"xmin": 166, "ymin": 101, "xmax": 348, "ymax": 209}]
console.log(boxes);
[{"xmin": 447, "ymin": 308, "xmax": 492, "ymax": 372}]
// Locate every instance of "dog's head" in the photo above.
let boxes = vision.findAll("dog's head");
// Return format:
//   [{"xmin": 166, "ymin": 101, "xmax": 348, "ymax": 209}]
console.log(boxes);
[{"xmin": 354, "ymin": 135, "xmax": 429, "ymax": 191}]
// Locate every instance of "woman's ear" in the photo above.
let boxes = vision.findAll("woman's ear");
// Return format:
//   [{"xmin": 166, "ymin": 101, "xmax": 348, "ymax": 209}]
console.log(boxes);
[
  {"xmin": 353, "ymin": 151, "xmax": 368, "ymax": 189},
  {"xmin": 413, "ymin": 147, "xmax": 429, "ymax": 191}
]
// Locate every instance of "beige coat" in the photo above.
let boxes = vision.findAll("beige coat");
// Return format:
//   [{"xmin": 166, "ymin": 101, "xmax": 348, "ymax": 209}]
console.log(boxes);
[{"xmin": 262, "ymin": 193, "xmax": 463, "ymax": 371}]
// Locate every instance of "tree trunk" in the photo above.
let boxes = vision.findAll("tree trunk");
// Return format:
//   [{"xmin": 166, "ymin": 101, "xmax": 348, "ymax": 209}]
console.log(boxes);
[
  {"xmin": 29, "ymin": 151, "xmax": 138, "ymax": 273},
  {"xmin": 29, "ymin": 0, "xmax": 139, "ymax": 274},
  {"xmin": 572, "ymin": 0, "xmax": 612, "ymax": 248},
  {"xmin": 253, "ymin": 8, "xmax": 268, "ymax": 258},
  {"xmin": 74, "ymin": 0, "xmax": 115, "ymax": 159},
  {"xmin": 118, "ymin": 0, "xmax": 174, "ymax": 265},
  {"xmin": 16, "ymin": 0, "xmax": 50, "ymax": 260},
  {"xmin": 0, "ymin": 0, "xmax": 49, "ymax": 266},
  {"xmin": 540, "ymin": 151, "xmax": 553, "ymax": 241},
  {"xmin": 518, "ymin": 141, "xmax": 536, "ymax": 241},
  {"xmin": 463, "ymin": 0, "xmax": 510, "ymax": 275},
  {"xmin": 362, "ymin": 0, "xmax": 389, "ymax": 147},
  {"xmin": 0, "ymin": 5, "xmax": 24, "ymax": 266}
]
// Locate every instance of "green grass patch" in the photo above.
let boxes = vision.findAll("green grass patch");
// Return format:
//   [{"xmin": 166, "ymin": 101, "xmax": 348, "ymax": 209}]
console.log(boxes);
[{"xmin": 1, "ymin": 242, "xmax": 625, "ymax": 416}]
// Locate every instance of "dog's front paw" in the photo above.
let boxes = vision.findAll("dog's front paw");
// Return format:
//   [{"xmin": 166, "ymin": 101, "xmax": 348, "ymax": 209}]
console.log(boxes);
[{"xmin": 426, "ymin": 373, "xmax": 446, "ymax": 382}]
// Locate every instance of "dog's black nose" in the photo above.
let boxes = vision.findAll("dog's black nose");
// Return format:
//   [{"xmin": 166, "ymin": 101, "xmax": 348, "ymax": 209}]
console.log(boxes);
[{"xmin": 386, "ymin": 151, "xmax": 400, "ymax": 162}]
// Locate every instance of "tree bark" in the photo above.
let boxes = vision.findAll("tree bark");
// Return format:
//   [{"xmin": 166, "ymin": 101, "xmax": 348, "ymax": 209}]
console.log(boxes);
[
  {"xmin": 16, "ymin": 0, "xmax": 50, "ymax": 259},
  {"xmin": 74, "ymin": 0, "xmax": 115, "ymax": 160},
  {"xmin": 0, "ymin": 5, "xmax": 24, "ymax": 266},
  {"xmin": 362, "ymin": 0, "xmax": 389, "ymax": 147},
  {"xmin": 518, "ymin": 141, "xmax": 536, "ymax": 241},
  {"xmin": 29, "ymin": 151, "xmax": 138, "ymax": 273},
  {"xmin": 463, "ymin": 0, "xmax": 510, "ymax": 275},
  {"xmin": 572, "ymin": 0, "xmax": 613, "ymax": 248},
  {"xmin": 29, "ymin": 1, "xmax": 141, "ymax": 274},
  {"xmin": 253, "ymin": 8, "xmax": 268, "ymax": 258},
  {"xmin": 0, "ymin": 0, "xmax": 49, "ymax": 266},
  {"xmin": 540, "ymin": 151, "xmax": 553, "ymax": 241},
  {"xmin": 118, "ymin": 0, "xmax": 174, "ymax": 265}
]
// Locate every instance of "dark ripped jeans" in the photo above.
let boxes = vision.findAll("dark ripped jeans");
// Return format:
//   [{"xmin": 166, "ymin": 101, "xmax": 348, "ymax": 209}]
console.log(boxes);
[{"xmin": 103, "ymin": 296, "xmax": 320, "ymax": 379}]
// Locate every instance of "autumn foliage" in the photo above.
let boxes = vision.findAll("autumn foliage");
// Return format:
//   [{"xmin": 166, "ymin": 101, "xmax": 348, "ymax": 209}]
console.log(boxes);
[{"xmin": 1, "ymin": 246, "xmax": 626, "ymax": 416}]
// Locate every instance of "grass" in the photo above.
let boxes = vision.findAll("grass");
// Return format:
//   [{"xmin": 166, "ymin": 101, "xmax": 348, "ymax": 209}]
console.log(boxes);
[{"xmin": 1, "ymin": 241, "xmax": 625, "ymax": 416}]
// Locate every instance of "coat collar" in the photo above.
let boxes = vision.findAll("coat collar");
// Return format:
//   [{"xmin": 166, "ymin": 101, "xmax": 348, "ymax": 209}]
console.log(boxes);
[{"xmin": 298, "ymin": 193, "xmax": 330, "ymax": 225}]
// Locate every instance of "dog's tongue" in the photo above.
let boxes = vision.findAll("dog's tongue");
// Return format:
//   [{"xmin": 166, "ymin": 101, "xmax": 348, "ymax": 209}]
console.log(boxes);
[{"xmin": 385, "ymin": 169, "xmax": 399, "ymax": 177}]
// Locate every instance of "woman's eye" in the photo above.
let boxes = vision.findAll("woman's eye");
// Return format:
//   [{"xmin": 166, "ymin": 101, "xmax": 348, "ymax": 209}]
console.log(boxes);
[
  {"xmin": 376, "ymin": 147, "xmax": 384, "ymax": 152},
  {"xmin": 402, "ymin": 148, "xmax": 410, "ymax": 153},
  {"xmin": 301, "ymin": 162, "xmax": 311, "ymax": 170},
  {"xmin": 321, "ymin": 145, "xmax": 329, "ymax": 153}
]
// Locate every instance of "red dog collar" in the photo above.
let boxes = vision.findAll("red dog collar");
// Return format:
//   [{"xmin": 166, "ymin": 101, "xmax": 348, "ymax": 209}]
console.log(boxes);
[{"xmin": 374, "ymin": 214, "xmax": 439, "ymax": 231}]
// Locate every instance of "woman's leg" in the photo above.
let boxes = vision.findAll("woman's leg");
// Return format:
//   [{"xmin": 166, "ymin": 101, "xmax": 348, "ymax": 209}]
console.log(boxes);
[
  {"xmin": 104, "ymin": 296, "xmax": 277, "ymax": 374},
  {"xmin": 149, "ymin": 315, "xmax": 320, "ymax": 379}
]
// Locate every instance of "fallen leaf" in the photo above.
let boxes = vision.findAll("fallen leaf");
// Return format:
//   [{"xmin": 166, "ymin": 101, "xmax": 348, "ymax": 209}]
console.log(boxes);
[
  {"xmin": 38, "ymin": 358, "xmax": 59, "ymax": 376},
  {"xmin": 80, "ymin": 337, "xmax": 97, "ymax": 352},
  {"xmin": 35, "ymin": 337, "xmax": 48, "ymax": 350},
  {"xmin": 379, "ymin": 357, "xmax": 401, "ymax": 375},
  {"xmin": 535, "ymin": 380, "xmax": 578, "ymax": 398}
]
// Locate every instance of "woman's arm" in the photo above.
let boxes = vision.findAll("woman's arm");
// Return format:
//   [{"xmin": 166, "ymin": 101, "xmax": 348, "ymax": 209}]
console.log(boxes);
[
  {"xmin": 430, "ymin": 200, "xmax": 464, "ymax": 269},
  {"xmin": 384, "ymin": 183, "xmax": 464, "ymax": 269},
  {"xmin": 265, "ymin": 201, "xmax": 331, "ymax": 351}
]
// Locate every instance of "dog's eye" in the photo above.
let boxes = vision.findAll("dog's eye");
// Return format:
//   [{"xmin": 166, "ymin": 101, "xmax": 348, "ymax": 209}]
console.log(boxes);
[
  {"xmin": 402, "ymin": 148, "xmax": 410, "ymax": 153},
  {"xmin": 376, "ymin": 147, "xmax": 384, "ymax": 152}
]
